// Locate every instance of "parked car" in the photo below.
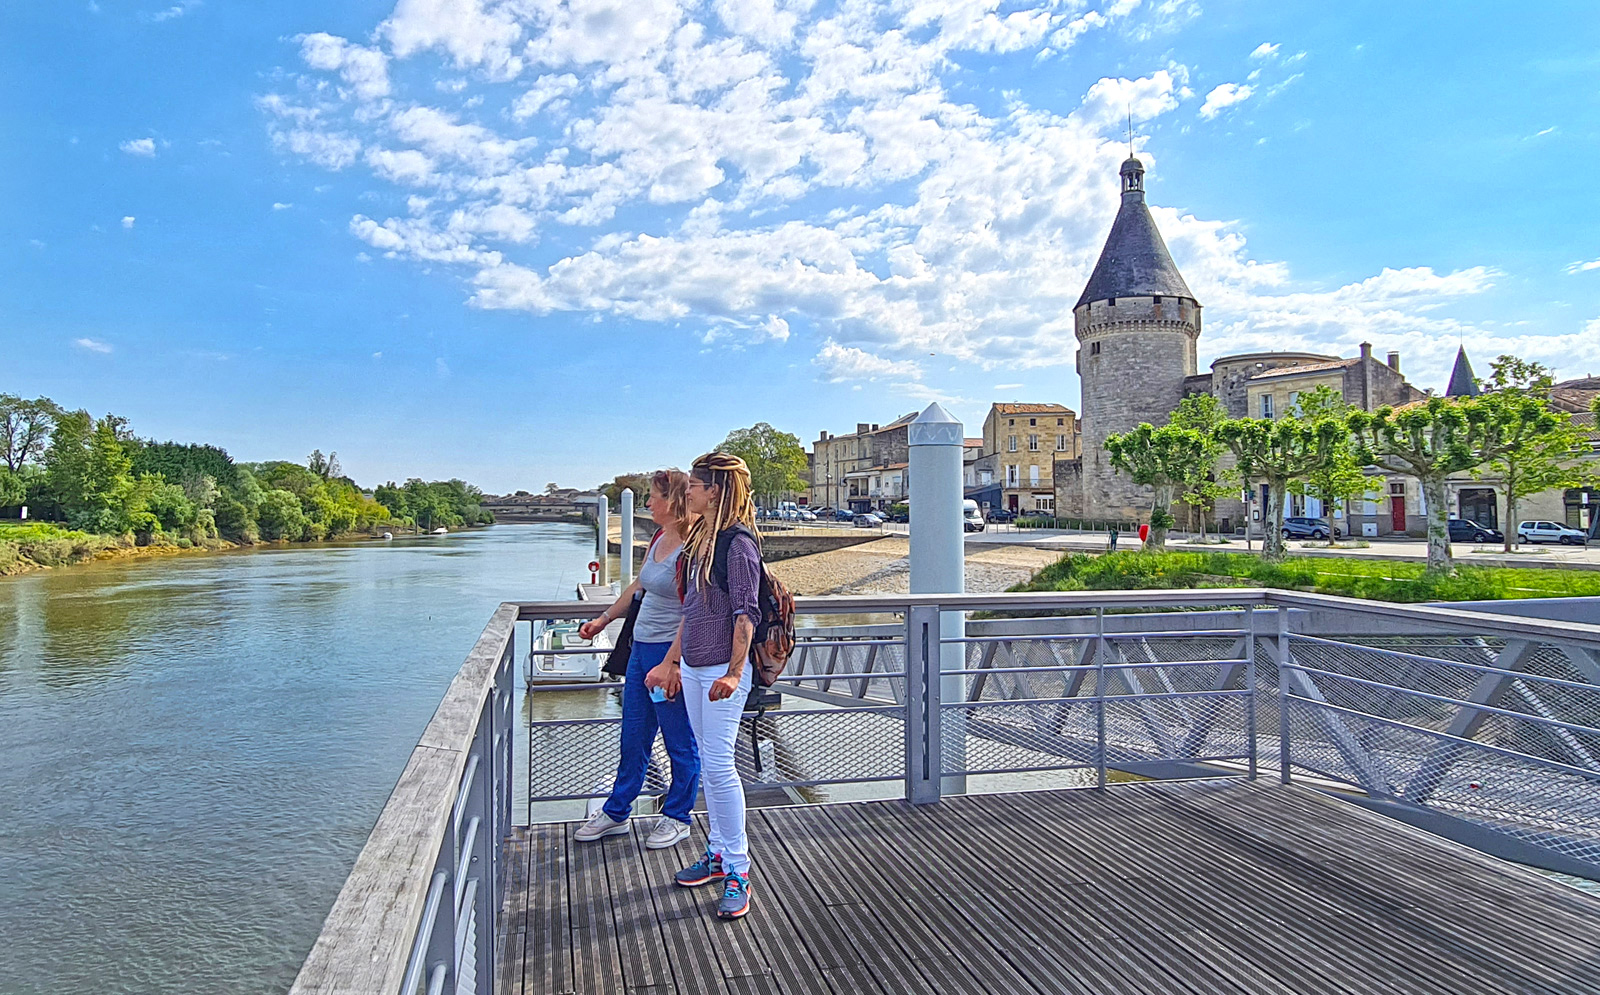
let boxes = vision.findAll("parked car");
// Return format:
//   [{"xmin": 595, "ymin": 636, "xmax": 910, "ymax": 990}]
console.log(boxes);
[
  {"xmin": 884, "ymin": 511, "xmax": 909, "ymax": 523},
  {"xmin": 1517, "ymin": 520, "xmax": 1589, "ymax": 545},
  {"xmin": 798, "ymin": 509, "xmax": 817, "ymax": 522},
  {"xmin": 1281, "ymin": 517, "xmax": 1340, "ymax": 540},
  {"xmin": 832, "ymin": 509, "xmax": 856, "ymax": 522},
  {"xmin": 988, "ymin": 508, "xmax": 1016, "ymax": 523},
  {"xmin": 963, "ymin": 499, "xmax": 986, "ymax": 533},
  {"xmin": 854, "ymin": 512, "xmax": 883, "ymax": 528},
  {"xmin": 1447, "ymin": 519, "xmax": 1504, "ymax": 543}
]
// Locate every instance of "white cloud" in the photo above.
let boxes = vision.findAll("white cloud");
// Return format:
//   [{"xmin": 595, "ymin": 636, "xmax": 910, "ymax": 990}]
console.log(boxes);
[
  {"xmin": 435, "ymin": 356, "xmax": 451, "ymax": 376},
  {"xmin": 272, "ymin": 201, "xmax": 293, "ymax": 210},
  {"xmin": 1249, "ymin": 42, "xmax": 1280, "ymax": 60},
  {"xmin": 265, "ymin": 0, "xmax": 1577, "ymax": 389},
  {"xmin": 148, "ymin": 0, "xmax": 200, "ymax": 22},
  {"xmin": 994, "ymin": 382, "xmax": 1023, "ymax": 389},
  {"xmin": 74, "ymin": 337, "xmax": 114, "ymax": 353},
  {"xmin": 120, "ymin": 137, "xmax": 156, "ymax": 157},
  {"xmin": 813, "ymin": 340, "xmax": 922, "ymax": 382},
  {"xmin": 1566, "ymin": 258, "xmax": 1600, "ymax": 274},
  {"xmin": 121, "ymin": 216, "xmax": 136, "ymax": 228},
  {"xmin": 1199, "ymin": 82, "xmax": 1254, "ymax": 119}
]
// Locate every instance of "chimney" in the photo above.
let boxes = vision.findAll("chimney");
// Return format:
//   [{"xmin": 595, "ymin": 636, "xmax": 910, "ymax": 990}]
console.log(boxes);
[
  {"xmin": 857, "ymin": 423, "xmax": 870, "ymax": 435},
  {"xmin": 1386, "ymin": 351, "xmax": 1401, "ymax": 373},
  {"xmin": 1359, "ymin": 342, "xmax": 1372, "ymax": 362},
  {"xmin": 871, "ymin": 423, "xmax": 879, "ymax": 431},
  {"xmin": 1360, "ymin": 342, "xmax": 1373, "ymax": 411}
]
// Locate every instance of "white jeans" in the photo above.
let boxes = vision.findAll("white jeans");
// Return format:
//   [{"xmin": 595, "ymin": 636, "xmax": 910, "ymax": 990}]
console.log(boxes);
[{"xmin": 678, "ymin": 663, "xmax": 752, "ymax": 875}]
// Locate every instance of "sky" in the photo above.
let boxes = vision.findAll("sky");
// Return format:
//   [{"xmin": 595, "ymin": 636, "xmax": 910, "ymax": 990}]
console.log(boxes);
[{"xmin": 4, "ymin": 0, "xmax": 1600, "ymax": 494}]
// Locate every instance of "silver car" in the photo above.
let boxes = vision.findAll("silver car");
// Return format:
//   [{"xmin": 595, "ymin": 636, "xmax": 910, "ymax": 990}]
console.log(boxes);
[{"xmin": 1517, "ymin": 520, "xmax": 1589, "ymax": 545}]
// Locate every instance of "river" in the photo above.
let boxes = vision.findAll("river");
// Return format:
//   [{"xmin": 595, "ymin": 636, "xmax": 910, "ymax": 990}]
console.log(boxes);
[{"xmin": 0, "ymin": 523, "xmax": 596, "ymax": 995}]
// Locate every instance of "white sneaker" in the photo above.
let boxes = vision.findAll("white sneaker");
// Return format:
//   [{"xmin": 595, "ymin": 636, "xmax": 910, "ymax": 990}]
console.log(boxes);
[
  {"xmin": 574, "ymin": 811, "xmax": 630, "ymax": 842},
  {"xmin": 645, "ymin": 818, "xmax": 690, "ymax": 850}
]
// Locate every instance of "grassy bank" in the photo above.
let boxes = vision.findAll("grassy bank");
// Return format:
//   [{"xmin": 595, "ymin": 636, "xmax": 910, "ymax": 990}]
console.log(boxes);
[
  {"xmin": 1012, "ymin": 550, "xmax": 1600, "ymax": 603},
  {"xmin": 0, "ymin": 521, "xmax": 133, "ymax": 575}
]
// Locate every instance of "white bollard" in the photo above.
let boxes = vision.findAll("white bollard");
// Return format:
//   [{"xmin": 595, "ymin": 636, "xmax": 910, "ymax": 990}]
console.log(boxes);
[
  {"xmin": 908, "ymin": 402, "xmax": 967, "ymax": 795},
  {"xmin": 596, "ymin": 493, "xmax": 610, "ymax": 585},
  {"xmin": 620, "ymin": 488, "xmax": 635, "ymax": 586}
]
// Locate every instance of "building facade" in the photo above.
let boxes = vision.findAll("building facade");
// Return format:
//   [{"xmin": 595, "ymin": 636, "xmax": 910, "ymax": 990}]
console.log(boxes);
[
  {"xmin": 808, "ymin": 413, "xmax": 916, "ymax": 512},
  {"xmin": 978, "ymin": 403, "xmax": 1079, "ymax": 514}
]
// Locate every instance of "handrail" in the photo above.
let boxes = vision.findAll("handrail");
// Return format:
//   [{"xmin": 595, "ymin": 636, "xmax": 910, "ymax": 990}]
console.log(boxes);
[{"xmin": 289, "ymin": 602, "xmax": 517, "ymax": 995}]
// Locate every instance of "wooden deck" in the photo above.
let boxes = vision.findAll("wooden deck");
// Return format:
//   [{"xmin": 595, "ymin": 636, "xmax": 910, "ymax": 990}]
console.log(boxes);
[{"xmin": 495, "ymin": 780, "xmax": 1600, "ymax": 995}]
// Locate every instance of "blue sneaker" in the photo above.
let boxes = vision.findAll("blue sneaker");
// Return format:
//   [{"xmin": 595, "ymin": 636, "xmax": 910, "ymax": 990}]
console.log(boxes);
[
  {"xmin": 674, "ymin": 847, "xmax": 722, "ymax": 887},
  {"xmin": 717, "ymin": 871, "xmax": 752, "ymax": 919}
]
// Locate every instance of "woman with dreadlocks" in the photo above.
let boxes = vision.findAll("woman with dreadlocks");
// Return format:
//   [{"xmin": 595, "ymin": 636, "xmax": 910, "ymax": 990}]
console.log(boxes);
[{"xmin": 647, "ymin": 451, "xmax": 760, "ymax": 920}]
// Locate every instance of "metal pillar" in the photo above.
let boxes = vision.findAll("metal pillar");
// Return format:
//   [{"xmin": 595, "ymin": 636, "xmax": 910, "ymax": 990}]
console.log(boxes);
[
  {"xmin": 596, "ymin": 494, "xmax": 610, "ymax": 585},
  {"xmin": 620, "ymin": 488, "xmax": 635, "ymax": 586},
  {"xmin": 908, "ymin": 402, "xmax": 966, "ymax": 795}
]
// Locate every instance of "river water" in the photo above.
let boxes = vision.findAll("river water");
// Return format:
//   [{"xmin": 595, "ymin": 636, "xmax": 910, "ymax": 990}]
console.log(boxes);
[{"xmin": 0, "ymin": 523, "xmax": 596, "ymax": 995}]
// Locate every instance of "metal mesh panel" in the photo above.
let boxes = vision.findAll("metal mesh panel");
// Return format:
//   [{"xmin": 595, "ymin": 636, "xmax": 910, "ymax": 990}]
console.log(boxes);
[
  {"xmin": 786, "ymin": 638, "xmax": 907, "ymax": 702},
  {"xmin": 940, "ymin": 699, "xmax": 1098, "ymax": 774},
  {"xmin": 1101, "ymin": 693, "xmax": 1250, "ymax": 763}
]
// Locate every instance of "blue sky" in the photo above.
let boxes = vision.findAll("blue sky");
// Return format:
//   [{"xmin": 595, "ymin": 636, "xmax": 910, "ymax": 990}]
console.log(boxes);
[{"xmin": 4, "ymin": 0, "xmax": 1599, "ymax": 493}]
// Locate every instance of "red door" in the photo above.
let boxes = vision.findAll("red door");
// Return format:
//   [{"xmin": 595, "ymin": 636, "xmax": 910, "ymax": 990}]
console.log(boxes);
[
  {"xmin": 1008, "ymin": 494, "xmax": 1019, "ymax": 513},
  {"xmin": 1390, "ymin": 496, "xmax": 1407, "ymax": 532}
]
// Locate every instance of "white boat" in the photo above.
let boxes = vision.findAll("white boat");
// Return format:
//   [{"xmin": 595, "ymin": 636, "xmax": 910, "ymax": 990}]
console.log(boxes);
[
  {"xmin": 431, "ymin": 526, "xmax": 448, "ymax": 535},
  {"xmin": 381, "ymin": 532, "xmax": 393, "ymax": 540},
  {"xmin": 524, "ymin": 620, "xmax": 618, "ymax": 685}
]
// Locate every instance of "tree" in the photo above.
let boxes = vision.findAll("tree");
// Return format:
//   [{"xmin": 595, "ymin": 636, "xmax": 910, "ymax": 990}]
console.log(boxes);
[
  {"xmin": 0, "ymin": 394, "xmax": 64, "ymax": 472},
  {"xmin": 308, "ymin": 449, "xmax": 341, "ymax": 480},
  {"xmin": 0, "ymin": 467, "xmax": 25, "ymax": 509},
  {"xmin": 1476, "ymin": 357, "xmax": 1597, "ymax": 551},
  {"xmin": 1350, "ymin": 394, "xmax": 1568, "ymax": 574},
  {"xmin": 600, "ymin": 472, "xmax": 652, "ymax": 506},
  {"xmin": 1104, "ymin": 422, "xmax": 1205, "ymax": 548},
  {"xmin": 1168, "ymin": 394, "xmax": 1231, "ymax": 540},
  {"xmin": 719, "ymin": 423, "xmax": 808, "ymax": 507},
  {"xmin": 1283, "ymin": 386, "xmax": 1372, "ymax": 540},
  {"xmin": 256, "ymin": 488, "xmax": 308, "ymax": 540},
  {"xmin": 1216, "ymin": 416, "xmax": 1345, "ymax": 562}
]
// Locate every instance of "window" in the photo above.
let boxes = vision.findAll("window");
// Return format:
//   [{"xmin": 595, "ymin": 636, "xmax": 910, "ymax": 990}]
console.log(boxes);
[
  {"xmin": 979, "ymin": 469, "xmax": 992, "ymax": 485},
  {"xmin": 1029, "ymin": 418, "xmax": 1036, "ymax": 426},
  {"xmin": 1029, "ymin": 465, "xmax": 1040, "ymax": 486},
  {"xmin": 1090, "ymin": 342, "xmax": 1101, "ymax": 355},
  {"xmin": 1288, "ymin": 390, "xmax": 1301, "ymax": 415},
  {"xmin": 1057, "ymin": 418, "xmax": 1064, "ymax": 426},
  {"xmin": 1006, "ymin": 465, "xmax": 1019, "ymax": 487},
  {"xmin": 1008, "ymin": 418, "xmax": 1015, "ymax": 426},
  {"xmin": 1260, "ymin": 394, "xmax": 1274, "ymax": 419},
  {"xmin": 1057, "ymin": 434, "xmax": 1067, "ymax": 451},
  {"xmin": 1008, "ymin": 435, "xmax": 1018, "ymax": 452},
  {"xmin": 1108, "ymin": 298, "xmax": 1116, "ymax": 307},
  {"xmin": 1037, "ymin": 495, "xmax": 1054, "ymax": 513},
  {"xmin": 1028, "ymin": 434, "xmax": 1039, "ymax": 451},
  {"xmin": 1389, "ymin": 482, "xmax": 1406, "ymax": 497}
]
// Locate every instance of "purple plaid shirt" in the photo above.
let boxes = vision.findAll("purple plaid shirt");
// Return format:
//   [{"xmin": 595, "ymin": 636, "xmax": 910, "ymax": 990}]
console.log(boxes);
[{"xmin": 680, "ymin": 529, "xmax": 761, "ymax": 669}]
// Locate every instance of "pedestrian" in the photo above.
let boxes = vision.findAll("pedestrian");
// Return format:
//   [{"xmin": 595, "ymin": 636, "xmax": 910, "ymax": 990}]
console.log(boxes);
[
  {"xmin": 1108, "ymin": 524, "xmax": 1119, "ymax": 552},
  {"xmin": 572, "ymin": 470, "xmax": 699, "ymax": 850},
  {"xmin": 648, "ymin": 451, "xmax": 760, "ymax": 920}
]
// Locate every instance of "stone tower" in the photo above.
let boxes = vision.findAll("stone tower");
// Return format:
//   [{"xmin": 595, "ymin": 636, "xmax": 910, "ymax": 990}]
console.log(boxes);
[{"xmin": 1074, "ymin": 155, "xmax": 1201, "ymax": 520}]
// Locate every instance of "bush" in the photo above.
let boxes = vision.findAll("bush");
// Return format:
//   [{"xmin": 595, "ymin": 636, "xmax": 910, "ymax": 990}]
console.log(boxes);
[
  {"xmin": 0, "ymin": 521, "xmax": 123, "ymax": 573},
  {"xmin": 256, "ymin": 489, "xmax": 308, "ymax": 540}
]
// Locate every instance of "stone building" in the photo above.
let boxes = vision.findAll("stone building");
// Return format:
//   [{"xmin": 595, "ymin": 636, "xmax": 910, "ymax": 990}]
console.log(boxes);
[
  {"xmin": 808, "ymin": 412, "xmax": 916, "ymax": 512},
  {"xmin": 978, "ymin": 403, "xmax": 1079, "ymax": 515},
  {"xmin": 1070, "ymin": 156, "xmax": 1203, "ymax": 521}
]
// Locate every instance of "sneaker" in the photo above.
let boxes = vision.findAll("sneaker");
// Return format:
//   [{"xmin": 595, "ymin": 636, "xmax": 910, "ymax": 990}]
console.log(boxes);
[
  {"xmin": 645, "ymin": 818, "xmax": 690, "ymax": 850},
  {"xmin": 674, "ymin": 847, "xmax": 723, "ymax": 887},
  {"xmin": 573, "ymin": 811, "xmax": 630, "ymax": 842},
  {"xmin": 716, "ymin": 871, "xmax": 752, "ymax": 920}
]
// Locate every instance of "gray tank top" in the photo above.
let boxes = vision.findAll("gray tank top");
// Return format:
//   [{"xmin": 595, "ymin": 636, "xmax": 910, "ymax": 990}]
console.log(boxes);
[{"xmin": 633, "ymin": 534, "xmax": 684, "ymax": 643}]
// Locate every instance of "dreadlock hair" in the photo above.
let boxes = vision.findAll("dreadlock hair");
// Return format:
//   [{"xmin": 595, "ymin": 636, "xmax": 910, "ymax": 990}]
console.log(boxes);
[
  {"xmin": 648, "ymin": 468, "xmax": 690, "ymax": 528},
  {"xmin": 683, "ymin": 451, "xmax": 758, "ymax": 586}
]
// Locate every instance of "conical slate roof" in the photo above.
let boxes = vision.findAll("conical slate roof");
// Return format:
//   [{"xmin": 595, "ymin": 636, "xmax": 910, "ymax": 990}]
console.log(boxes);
[
  {"xmin": 1446, "ymin": 346, "xmax": 1479, "ymax": 397},
  {"xmin": 1076, "ymin": 157, "xmax": 1196, "ymax": 308}
]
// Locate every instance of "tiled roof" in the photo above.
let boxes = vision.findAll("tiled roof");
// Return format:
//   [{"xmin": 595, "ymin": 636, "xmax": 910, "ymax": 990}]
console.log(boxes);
[
  {"xmin": 1077, "ymin": 158, "xmax": 1196, "ymax": 307},
  {"xmin": 992, "ymin": 402, "xmax": 1074, "ymax": 414},
  {"xmin": 1552, "ymin": 387, "xmax": 1600, "ymax": 414},
  {"xmin": 963, "ymin": 437, "xmax": 984, "ymax": 448},
  {"xmin": 1248, "ymin": 359, "xmax": 1359, "ymax": 380}
]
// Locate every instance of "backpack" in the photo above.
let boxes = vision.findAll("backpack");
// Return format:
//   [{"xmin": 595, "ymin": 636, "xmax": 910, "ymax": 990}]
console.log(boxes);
[{"xmin": 677, "ymin": 524, "xmax": 796, "ymax": 686}]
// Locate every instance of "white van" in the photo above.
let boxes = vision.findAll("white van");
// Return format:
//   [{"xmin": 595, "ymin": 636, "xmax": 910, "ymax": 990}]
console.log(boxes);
[
  {"xmin": 1517, "ymin": 520, "xmax": 1589, "ymax": 546},
  {"xmin": 963, "ymin": 499, "xmax": 986, "ymax": 533}
]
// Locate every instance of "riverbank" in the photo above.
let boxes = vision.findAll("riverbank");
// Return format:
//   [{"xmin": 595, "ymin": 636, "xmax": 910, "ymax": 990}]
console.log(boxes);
[
  {"xmin": 770, "ymin": 536, "xmax": 1062, "ymax": 596},
  {"xmin": 0, "ymin": 520, "xmax": 478, "ymax": 577}
]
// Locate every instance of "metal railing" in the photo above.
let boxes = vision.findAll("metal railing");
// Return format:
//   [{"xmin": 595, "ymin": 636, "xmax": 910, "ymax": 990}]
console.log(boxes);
[{"xmin": 292, "ymin": 588, "xmax": 1600, "ymax": 994}]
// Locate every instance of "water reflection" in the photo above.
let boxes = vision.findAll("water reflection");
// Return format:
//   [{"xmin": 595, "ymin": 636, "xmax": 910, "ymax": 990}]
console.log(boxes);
[{"xmin": 0, "ymin": 524, "xmax": 595, "ymax": 995}]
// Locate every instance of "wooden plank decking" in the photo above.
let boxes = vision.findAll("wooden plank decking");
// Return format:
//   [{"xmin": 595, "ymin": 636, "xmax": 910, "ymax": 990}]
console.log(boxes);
[{"xmin": 496, "ymin": 780, "xmax": 1600, "ymax": 995}]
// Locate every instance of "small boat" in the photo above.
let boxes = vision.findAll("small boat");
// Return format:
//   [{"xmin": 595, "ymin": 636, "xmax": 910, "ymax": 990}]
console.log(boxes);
[
  {"xmin": 432, "ymin": 526, "xmax": 448, "ymax": 535},
  {"xmin": 524, "ymin": 621, "xmax": 619, "ymax": 686},
  {"xmin": 381, "ymin": 532, "xmax": 393, "ymax": 540}
]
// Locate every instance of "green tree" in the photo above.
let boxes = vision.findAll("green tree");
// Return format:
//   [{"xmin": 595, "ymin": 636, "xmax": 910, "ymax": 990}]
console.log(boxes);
[
  {"xmin": 0, "ymin": 394, "xmax": 64, "ymax": 472},
  {"xmin": 719, "ymin": 423, "xmax": 808, "ymax": 507},
  {"xmin": 1168, "ymin": 394, "xmax": 1231, "ymax": 540},
  {"xmin": 256, "ymin": 488, "xmax": 308, "ymax": 540},
  {"xmin": 308, "ymin": 449, "xmax": 342, "ymax": 480},
  {"xmin": 1476, "ymin": 356, "xmax": 1597, "ymax": 551},
  {"xmin": 1216, "ymin": 416, "xmax": 1345, "ymax": 562},
  {"xmin": 0, "ymin": 467, "xmax": 25, "ymax": 509},
  {"xmin": 1350, "ymin": 393, "xmax": 1567, "ymax": 574},
  {"xmin": 1282, "ymin": 386, "xmax": 1372, "ymax": 539},
  {"xmin": 600, "ymin": 472, "xmax": 652, "ymax": 506},
  {"xmin": 1105, "ymin": 422, "xmax": 1205, "ymax": 549}
]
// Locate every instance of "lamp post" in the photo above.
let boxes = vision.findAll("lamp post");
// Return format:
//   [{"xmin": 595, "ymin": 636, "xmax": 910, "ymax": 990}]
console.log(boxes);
[{"xmin": 909, "ymin": 402, "xmax": 966, "ymax": 795}]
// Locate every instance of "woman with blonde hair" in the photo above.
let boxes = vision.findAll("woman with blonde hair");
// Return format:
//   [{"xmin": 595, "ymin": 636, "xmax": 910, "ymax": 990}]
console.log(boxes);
[
  {"xmin": 647, "ymin": 451, "xmax": 761, "ymax": 919},
  {"xmin": 572, "ymin": 469, "xmax": 699, "ymax": 850}
]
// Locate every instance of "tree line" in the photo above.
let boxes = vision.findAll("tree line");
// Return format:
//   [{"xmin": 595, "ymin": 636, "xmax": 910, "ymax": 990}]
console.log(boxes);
[
  {"xmin": 1106, "ymin": 355, "xmax": 1600, "ymax": 575},
  {"xmin": 0, "ymin": 395, "xmax": 493, "ymax": 546},
  {"xmin": 596, "ymin": 422, "xmax": 809, "ymax": 509}
]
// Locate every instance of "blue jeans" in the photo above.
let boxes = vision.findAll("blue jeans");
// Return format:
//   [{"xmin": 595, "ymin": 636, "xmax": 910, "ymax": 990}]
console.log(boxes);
[{"xmin": 603, "ymin": 640, "xmax": 700, "ymax": 825}]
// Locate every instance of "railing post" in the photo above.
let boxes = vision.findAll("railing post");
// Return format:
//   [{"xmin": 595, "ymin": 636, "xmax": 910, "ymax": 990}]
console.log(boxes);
[
  {"xmin": 1246, "ymin": 605, "xmax": 1258, "ymax": 780},
  {"xmin": 1277, "ymin": 604, "xmax": 1291, "ymax": 784},
  {"xmin": 1095, "ymin": 606, "xmax": 1107, "ymax": 790},
  {"xmin": 905, "ymin": 604, "xmax": 941, "ymax": 804}
]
